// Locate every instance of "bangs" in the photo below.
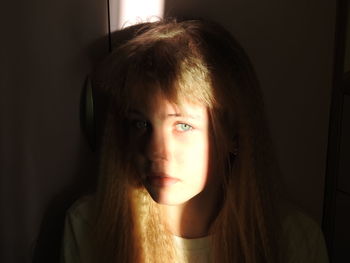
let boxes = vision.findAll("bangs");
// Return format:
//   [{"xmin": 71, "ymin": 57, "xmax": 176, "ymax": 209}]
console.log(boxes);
[{"xmin": 118, "ymin": 34, "xmax": 217, "ymax": 112}]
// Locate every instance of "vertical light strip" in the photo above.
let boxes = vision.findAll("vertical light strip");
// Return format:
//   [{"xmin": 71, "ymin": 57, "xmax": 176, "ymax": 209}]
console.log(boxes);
[
  {"xmin": 107, "ymin": 0, "xmax": 112, "ymax": 52},
  {"xmin": 109, "ymin": 0, "xmax": 120, "ymax": 32},
  {"xmin": 117, "ymin": 0, "xmax": 164, "ymax": 29}
]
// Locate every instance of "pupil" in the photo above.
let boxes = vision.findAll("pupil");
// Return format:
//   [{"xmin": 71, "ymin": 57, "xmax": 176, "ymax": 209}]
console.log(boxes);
[{"xmin": 136, "ymin": 121, "xmax": 146, "ymax": 129}]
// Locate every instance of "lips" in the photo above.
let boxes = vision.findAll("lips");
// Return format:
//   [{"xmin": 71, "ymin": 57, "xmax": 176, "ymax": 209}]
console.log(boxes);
[{"xmin": 146, "ymin": 173, "xmax": 180, "ymax": 187}]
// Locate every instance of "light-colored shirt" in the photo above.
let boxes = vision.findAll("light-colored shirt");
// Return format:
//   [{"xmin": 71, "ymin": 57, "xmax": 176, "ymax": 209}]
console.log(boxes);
[
  {"xmin": 173, "ymin": 235, "xmax": 211, "ymax": 263},
  {"xmin": 60, "ymin": 196, "xmax": 329, "ymax": 263}
]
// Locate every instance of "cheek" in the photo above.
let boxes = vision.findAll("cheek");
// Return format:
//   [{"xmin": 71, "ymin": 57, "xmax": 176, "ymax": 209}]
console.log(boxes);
[
  {"xmin": 176, "ymin": 135, "xmax": 210, "ymax": 175},
  {"xmin": 128, "ymin": 130, "xmax": 148, "ymax": 153},
  {"xmin": 128, "ymin": 137, "xmax": 147, "ymax": 173}
]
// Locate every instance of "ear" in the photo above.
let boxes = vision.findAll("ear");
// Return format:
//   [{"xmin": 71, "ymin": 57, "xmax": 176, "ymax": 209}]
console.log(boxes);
[{"xmin": 229, "ymin": 135, "xmax": 239, "ymax": 155}]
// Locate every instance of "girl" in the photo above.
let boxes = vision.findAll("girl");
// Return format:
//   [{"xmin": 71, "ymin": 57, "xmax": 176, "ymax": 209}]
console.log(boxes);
[{"xmin": 61, "ymin": 19, "xmax": 328, "ymax": 263}]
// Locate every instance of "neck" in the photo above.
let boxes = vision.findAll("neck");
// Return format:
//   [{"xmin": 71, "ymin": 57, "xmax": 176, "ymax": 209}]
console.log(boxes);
[{"xmin": 160, "ymin": 183, "xmax": 222, "ymax": 239}]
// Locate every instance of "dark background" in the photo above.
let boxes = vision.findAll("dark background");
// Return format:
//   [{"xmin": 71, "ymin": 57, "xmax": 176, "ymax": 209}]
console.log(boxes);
[{"xmin": 1, "ymin": 0, "xmax": 346, "ymax": 262}]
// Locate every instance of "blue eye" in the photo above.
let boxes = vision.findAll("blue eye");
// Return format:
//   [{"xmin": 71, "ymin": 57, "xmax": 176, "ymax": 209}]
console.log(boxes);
[
  {"xmin": 175, "ymin": 123, "xmax": 193, "ymax": 132},
  {"xmin": 132, "ymin": 120, "xmax": 148, "ymax": 130}
]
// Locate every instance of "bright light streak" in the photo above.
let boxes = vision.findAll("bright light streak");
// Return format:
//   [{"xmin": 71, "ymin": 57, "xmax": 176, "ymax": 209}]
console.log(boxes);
[{"xmin": 112, "ymin": 0, "xmax": 164, "ymax": 30}]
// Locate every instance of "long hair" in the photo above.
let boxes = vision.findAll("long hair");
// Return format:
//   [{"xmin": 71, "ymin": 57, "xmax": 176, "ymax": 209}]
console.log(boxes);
[{"xmin": 91, "ymin": 19, "xmax": 286, "ymax": 263}]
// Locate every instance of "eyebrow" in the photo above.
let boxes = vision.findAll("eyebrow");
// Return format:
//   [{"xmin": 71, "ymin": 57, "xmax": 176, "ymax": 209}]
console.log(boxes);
[{"xmin": 127, "ymin": 109, "xmax": 201, "ymax": 120}]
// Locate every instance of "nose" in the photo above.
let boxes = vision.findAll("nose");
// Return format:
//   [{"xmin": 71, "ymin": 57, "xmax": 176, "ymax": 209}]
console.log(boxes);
[{"xmin": 146, "ymin": 127, "xmax": 169, "ymax": 161}]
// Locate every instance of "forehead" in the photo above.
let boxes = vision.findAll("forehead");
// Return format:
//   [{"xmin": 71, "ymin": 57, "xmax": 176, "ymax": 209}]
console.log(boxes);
[{"xmin": 129, "ymin": 91, "xmax": 208, "ymax": 120}]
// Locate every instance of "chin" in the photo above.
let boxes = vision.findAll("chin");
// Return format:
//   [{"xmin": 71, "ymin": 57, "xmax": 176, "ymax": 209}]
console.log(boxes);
[
  {"xmin": 148, "ymin": 193, "xmax": 182, "ymax": 205},
  {"xmin": 146, "ymin": 188, "xmax": 197, "ymax": 206}
]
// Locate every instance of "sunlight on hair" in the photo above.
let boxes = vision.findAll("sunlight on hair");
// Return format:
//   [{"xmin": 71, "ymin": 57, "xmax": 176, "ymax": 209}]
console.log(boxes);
[{"xmin": 111, "ymin": 0, "xmax": 164, "ymax": 30}]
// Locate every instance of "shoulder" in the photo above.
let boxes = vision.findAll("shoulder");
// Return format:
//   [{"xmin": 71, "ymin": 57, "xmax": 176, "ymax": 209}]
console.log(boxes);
[
  {"xmin": 281, "ymin": 204, "xmax": 329, "ymax": 263},
  {"xmin": 66, "ymin": 195, "xmax": 95, "ymax": 226},
  {"xmin": 61, "ymin": 195, "xmax": 96, "ymax": 263}
]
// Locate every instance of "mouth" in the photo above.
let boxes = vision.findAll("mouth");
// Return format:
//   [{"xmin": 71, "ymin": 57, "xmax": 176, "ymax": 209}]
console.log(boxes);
[{"xmin": 146, "ymin": 173, "xmax": 180, "ymax": 187}]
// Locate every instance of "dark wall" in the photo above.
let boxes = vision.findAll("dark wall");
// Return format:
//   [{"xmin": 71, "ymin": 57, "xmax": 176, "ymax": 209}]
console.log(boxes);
[{"xmin": 0, "ymin": 1, "xmax": 108, "ymax": 262}]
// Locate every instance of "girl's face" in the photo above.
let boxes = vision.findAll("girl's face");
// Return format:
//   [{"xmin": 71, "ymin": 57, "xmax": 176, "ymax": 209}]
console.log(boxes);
[{"xmin": 127, "ymin": 93, "xmax": 218, "ymax": 205}]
